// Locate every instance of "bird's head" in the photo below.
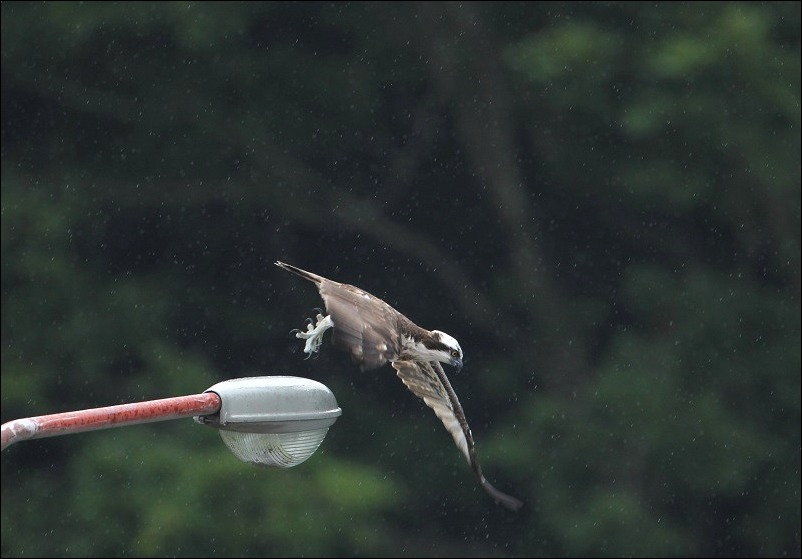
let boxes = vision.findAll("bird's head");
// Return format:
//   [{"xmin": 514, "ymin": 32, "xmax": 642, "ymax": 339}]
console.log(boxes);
[{"xmin": 429, "ymin": 330, "xmax": 463, "ymax": 371}]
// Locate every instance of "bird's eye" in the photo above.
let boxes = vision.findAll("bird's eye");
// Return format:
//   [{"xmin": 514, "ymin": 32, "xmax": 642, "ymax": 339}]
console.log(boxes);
[{"xmin": 451, "ymin": 350, "xmax": 460, "ymax": 358}]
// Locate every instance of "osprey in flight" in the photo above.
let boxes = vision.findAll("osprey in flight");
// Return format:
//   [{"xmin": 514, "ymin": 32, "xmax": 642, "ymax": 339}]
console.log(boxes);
[{"xmin": 276, "ymin": 261, "xmax": 523, "ymax": 511}]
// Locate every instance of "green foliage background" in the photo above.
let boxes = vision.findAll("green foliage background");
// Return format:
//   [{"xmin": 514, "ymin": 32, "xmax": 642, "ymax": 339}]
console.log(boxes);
[{"xmin": 2, "ymin": 2, "xmax": 799, "ymax": 557}]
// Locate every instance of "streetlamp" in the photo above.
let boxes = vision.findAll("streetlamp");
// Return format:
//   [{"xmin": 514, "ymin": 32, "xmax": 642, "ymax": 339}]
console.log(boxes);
[{"xmin": 1, "ymin": 376, "xmax": 342, "ymax": 468}]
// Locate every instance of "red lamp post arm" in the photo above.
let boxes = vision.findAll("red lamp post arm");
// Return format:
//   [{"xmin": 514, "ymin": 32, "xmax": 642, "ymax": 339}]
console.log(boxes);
[{"xmin": 1, "ymin": 392, "xmax": 221, "ymax": 451}]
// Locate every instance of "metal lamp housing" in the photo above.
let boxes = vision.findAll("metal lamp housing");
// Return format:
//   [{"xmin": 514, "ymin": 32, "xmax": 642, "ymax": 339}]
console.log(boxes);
[{"xmin": 201, "ymin": 376, "xmax": 342, "ymax": 468}]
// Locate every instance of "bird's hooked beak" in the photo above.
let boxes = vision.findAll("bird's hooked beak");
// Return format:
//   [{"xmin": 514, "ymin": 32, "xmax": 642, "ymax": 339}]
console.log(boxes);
[{"xmin": 450, "ymin": 357, "xmax": 463, "ymax": 372}]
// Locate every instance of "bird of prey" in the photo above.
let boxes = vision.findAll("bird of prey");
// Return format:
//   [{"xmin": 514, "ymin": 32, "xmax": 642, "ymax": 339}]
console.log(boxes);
[{"xmin": 275, "ymin": 261, "xmax": 523, "ymax": 511}]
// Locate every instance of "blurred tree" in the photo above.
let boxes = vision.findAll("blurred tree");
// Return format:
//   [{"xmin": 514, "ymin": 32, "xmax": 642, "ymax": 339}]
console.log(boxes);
[{"xmin": 2, "ymin": 2, "xmax": 799, "ymax": 557}]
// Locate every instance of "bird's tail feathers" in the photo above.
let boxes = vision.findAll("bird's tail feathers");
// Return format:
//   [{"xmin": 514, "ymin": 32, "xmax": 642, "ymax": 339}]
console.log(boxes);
[{"xmin": 275, "ymin": 261, "xmax": 325, "ymax": 285}]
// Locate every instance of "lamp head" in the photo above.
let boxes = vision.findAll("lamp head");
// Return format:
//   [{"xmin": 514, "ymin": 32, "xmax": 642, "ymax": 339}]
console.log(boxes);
[{"xmin": 197, "ymin": 376, "xmax": 342, "ymax": 468}]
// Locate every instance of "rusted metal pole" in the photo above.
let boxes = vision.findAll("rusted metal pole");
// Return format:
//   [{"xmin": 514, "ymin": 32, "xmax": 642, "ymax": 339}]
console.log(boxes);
[{"xmin": 1, "ymin": 392, "xmax": 221, "ymax": 451}]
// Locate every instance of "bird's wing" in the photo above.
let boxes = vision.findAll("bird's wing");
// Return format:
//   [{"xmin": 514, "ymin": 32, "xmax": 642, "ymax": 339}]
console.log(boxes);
[
  {"xmin": 318, "ymin": 281, "xmax": 401, "ymax": 370},
  {"xmin": 393, "ymin": 359, "xmax": 471, "ymax": 462},
  {"xmin": 392, "ymin": 360, "xmax": 523, "ymax": 511}
]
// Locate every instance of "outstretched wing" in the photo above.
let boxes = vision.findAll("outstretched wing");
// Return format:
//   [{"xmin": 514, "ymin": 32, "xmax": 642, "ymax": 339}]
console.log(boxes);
[
  {"xmin": 393, "ymin": 359, "xmax": 470, "ymax": 461},
  {"xmin": 392, "ymin": 360, "xmax": 523, "ymax": 511}
]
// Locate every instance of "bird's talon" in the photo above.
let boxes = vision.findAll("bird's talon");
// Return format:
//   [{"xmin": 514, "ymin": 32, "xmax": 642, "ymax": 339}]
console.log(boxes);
[{"xmin": 288, "ymin": 312, "xmax": 333, "ymax": 362}]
